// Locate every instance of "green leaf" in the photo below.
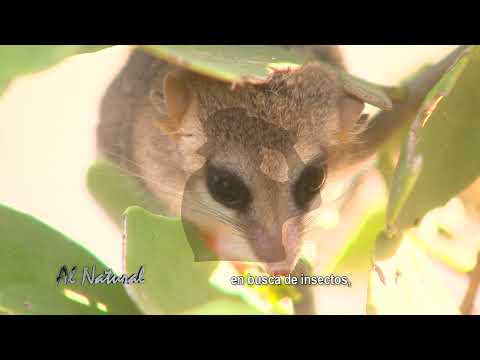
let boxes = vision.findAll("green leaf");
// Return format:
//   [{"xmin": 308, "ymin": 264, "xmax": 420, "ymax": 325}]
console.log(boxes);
[
  {"xmin": 375, "ymin": 93, "xmax": 416, "ymax": 187},
  {"xmin": 0, "ymin": 203, "xmax": 141, "ymax": 315},
  {"xmin": 141, "ymin": 45, "xmax": 306, "ymax": 84},
  {"xmin": 89, "ymin": 162, "xmax": 220, "ymax": 313},
  {"xmin": 386, "ymin": 140, "xmax": 423, "ymax": 227},
  {"xmin": 142, "ymin": 45, "xmax": 394, "ymax": 111},
  {"xmin": 0, "ymin": 45, "xmax": 110, "ymax": 95},
  {"xmin": 388, "ymin": 46, "xmax": 480, "ymax": 232},
  {"xmin": 87, "ymin": 160, "xmax": 166, "ymax": 226},
  {"xmin": 122, "ymin": 206, "xmax": 262, "ymax": 314}
]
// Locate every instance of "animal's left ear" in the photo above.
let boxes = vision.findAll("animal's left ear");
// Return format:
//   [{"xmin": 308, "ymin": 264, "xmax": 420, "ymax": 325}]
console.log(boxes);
[
  {"xmin": 151, "ymin": 70, "xmax": 192, "ymax": 138},
  {"xmin": 341, "ymin": 73, "xmax": 404, "ymax": 111}
]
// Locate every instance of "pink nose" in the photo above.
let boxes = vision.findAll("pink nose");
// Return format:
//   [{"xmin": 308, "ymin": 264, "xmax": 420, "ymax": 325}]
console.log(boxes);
[
  {"xmin": 265, "ymin": 262, "xmax": 295, "ymax": 276},
  {"xmin": 272, "ymin": 271, "xmax": 289, "ymax": 277}
]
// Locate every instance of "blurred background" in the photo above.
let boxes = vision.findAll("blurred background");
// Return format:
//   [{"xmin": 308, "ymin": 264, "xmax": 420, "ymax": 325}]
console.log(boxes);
[{"xmin": 1, "ymin": 45, "xmax": 477, "ymax": 314}]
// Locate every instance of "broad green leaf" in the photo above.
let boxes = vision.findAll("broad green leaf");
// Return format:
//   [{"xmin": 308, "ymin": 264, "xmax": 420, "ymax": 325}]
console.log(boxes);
[
  {"xmin": 141, "ymin": 45, "xmax": 394, "ymax": 108},
  {"xmin": 88, "ymin": 161, "xmax": 227, "ymax": 313},
  {"xmin": 367, "ymin": 234, "xmax": 460, "ymax": 314},
  {"xmin": 375, "ymin": 65, "xmax": 433, "ymax": 186},
  {"xmin": 0, "ymin": 203, "xmax": 141, "ymax": 315},
  {"xmin": 87, "ymin": 160, "xmax": 166, "ymax": 226},
  {"xmin": 141, "ymin": 45, "xmax": 306, "ymax": 84},
  {"xmin": 388, "ymin": 46, "xmax": 480, "ymax": 231},
  {"xmin": 0, "ymin": 45, "xmax": 110, "ymax": 95},
  {"xmin": 386, "ymin": 138, "xmax": 423, "ymax": 227},
  {"xmin": 123, "ymin": 206, "xmax": 263, "ymax": 314}
]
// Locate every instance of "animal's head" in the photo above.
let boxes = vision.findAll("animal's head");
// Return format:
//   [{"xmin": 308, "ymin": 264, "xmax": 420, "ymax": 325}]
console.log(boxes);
[{"xmin": 149, "ymin": 62, "xmax": 391, "ymax": 274}]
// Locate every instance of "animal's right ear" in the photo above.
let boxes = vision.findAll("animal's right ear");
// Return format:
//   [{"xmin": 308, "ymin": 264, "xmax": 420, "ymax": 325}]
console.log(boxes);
[
  {"xmin": 342, "ymin": 74, "xmax": 394, "ymax": 111},
  {"xmin": 153, "ymin": 70, "xmax": 192, "ymax": 135}
]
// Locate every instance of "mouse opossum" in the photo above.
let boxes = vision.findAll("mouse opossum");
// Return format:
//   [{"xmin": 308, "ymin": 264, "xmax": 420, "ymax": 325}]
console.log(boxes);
[{"xmin": 98, "ymin": 45, "xmax": 399, "ymax": 275}]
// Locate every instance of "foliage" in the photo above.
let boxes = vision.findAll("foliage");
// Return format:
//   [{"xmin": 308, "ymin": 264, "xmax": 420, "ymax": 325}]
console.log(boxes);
[{"xmin": 0, "ymin": 203, "xmax": 140, "ymax": 315}]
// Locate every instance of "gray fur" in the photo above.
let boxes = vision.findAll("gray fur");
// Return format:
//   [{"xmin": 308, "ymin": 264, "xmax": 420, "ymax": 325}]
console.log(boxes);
[{"xmin": 97, "ymin": 46, "xmax": 369, "ymax": 275}]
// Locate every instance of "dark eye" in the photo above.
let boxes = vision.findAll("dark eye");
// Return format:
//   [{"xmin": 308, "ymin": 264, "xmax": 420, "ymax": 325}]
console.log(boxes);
[
  {"xmin": 294, "ymin": 164, "xmax": 327, "ymax": 209},
  {"xmin": 206, "ymin": 166, "xmax": 251, "ymax": 211}
]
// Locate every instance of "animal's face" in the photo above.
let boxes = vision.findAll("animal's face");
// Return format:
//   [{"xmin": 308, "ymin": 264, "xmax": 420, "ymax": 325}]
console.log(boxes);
[
  {"xmin": 194, "ymin": 146, "xmax": 328, "ymax": 275},
  {"xmin": 181, "ymin": 152, "xmax": 328, "ymax": 274},
  {"xmin": 145, "ymin": 63, "xmax": 374, "ymax": 275},
  {"xmin": 177, "ymin": 96, "xmax": 359, "ymax": 275}
]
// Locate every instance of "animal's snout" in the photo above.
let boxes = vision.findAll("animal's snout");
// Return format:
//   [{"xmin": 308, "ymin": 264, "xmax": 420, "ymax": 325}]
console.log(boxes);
[{"xmin": 251, "ymin": 232, "xmax": 286, "ymax": 263}]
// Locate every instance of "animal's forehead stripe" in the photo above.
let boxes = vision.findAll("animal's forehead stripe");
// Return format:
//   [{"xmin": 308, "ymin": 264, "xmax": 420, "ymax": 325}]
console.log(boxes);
[
  {"xmin": 200, "ymin": 107, "xmax": 298, "ymax": 151},
  {"xmin": 260, "ymin": 148, "xmax": 289, "ymax": 183}
]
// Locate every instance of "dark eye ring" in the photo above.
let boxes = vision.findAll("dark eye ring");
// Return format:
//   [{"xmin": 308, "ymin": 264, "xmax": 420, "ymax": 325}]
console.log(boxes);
[
  {"xmin": 294, "ymin": 164, "xmax": 327, "ymax": 209},
  {"xmin": 206, "ymin": 166, "xmax": 251, "ymax": 211}
]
